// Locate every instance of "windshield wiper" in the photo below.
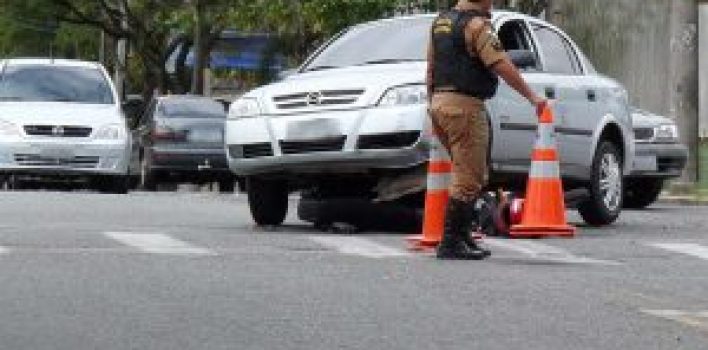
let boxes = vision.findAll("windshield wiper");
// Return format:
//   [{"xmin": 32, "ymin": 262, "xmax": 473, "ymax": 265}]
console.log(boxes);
[
  {"xmin": 0, "ymin": 96, "xmax": 25, "ymax": 101},
  {"xmin": 304, "ymin": 65, "xmax": 338, "ymax": 72},
  {"xmin": 355, "ymin": 59, "xmax": 424, "ymax": 66}
]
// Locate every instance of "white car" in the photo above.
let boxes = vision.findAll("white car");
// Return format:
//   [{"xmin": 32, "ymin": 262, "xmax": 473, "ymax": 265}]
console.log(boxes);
[
  {"xmin": 0, "ymin": 59, "xmax": 132, "ymax": 193},
  {"xmin": 226, "ymin": 12, "xmax": 634, "ymax": 227}
]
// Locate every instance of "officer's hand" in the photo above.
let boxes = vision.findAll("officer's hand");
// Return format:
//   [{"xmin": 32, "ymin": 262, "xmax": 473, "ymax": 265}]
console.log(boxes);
[{"xmin": 531, "ymin": 96, "xmax": 548, "ymax": 116}]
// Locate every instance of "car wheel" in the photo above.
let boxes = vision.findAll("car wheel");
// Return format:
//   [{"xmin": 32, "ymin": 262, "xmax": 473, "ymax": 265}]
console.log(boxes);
[
  {"xmin": 624, "ymin": 178, "xmax": 664, "ymax": 209},
  {"xmin": 218, "ymin": 178, "xmax": 236, "ymax": 193},
  {"xmin": 139, "ymin": 156, "xmax": 157, "ymax": 191},
  {"xmin": 578, "ymin": 141, "xmax": 624, "ymax": 226},
  {"xmin": 246, "ymin": 177, "xmax": 288, "ymax": 226},
  {"xmin": 96, "ymin": 176, "xmax": 129, "ymax": 194}
]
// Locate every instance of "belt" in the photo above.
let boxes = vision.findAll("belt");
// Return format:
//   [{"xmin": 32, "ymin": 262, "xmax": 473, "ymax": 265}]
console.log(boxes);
[{"xmin": 433, "ymin": 86, "xmax": 459, "ymax": 93}]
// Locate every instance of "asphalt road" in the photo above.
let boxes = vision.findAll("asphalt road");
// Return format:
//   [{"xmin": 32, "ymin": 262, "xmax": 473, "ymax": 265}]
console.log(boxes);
[{"xmin": 0, "ymin": 191, "xmax": 707, "ymax": 350}]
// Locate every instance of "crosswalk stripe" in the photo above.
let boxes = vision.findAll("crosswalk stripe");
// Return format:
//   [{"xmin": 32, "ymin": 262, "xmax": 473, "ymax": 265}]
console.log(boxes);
[
  {"xmin": 309, "ymin": 236, "xmax": 410, "ymax": 259},
  {"xmin": 641, "ymin": 309, "xmax": 708, "ymax": 331},
  {"xmin": 648, "ymin": 243, "xmax": 708, "ymax": 261},
  {"xmin": 104, "ymin": 232, "xmax": 214, "ymax": 256},
  {"xmin": 484, "ymin": 238, "xmax": 620, "ymax": 265},
  {"xmin": 0, "ymin": 246, "xmax": 8, "ymax": 255}
]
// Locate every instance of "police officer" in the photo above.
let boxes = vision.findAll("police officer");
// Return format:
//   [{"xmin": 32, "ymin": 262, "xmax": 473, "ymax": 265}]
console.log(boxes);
[{"xmin": 427, "ymin": 0, "xmax": 547, "ymax": 260}]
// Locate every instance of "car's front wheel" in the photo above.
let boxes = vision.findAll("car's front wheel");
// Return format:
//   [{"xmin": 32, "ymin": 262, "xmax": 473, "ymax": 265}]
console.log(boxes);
[
  {"xmin": 246, "ymin": 177, "xmax": 288, "ymax": 226},
  {"xmin": 578, "ymin": 141, "xmax": 624, "ymax": 226},
  {"xmin": 624, "ymin": 178, "xmax": 664, "ymax": 209}
]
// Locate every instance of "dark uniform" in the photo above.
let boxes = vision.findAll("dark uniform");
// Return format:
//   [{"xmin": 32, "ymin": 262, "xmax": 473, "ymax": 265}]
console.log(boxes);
[{"xmin": 426, "ymin": 2, "xmax": 507, "ymax": 260}]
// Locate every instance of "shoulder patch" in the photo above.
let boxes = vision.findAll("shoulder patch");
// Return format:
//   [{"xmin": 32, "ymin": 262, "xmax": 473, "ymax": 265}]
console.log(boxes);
[{"xmin": 433, "ymin": 18, "xmax": 453, "ymax": 35}]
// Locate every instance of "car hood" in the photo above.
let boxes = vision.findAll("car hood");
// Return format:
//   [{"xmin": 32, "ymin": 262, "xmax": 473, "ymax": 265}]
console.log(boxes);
[
  {"xmin": 0, "ymin": 102, "xmax": 123, "ymax": 127},
  {"xmin": 631, "ymin": 108, "xmax": 674, "ymax": 128},
  {"xmin": 249, "ymin": 62, "xmax": 426, "ymax": 114}
]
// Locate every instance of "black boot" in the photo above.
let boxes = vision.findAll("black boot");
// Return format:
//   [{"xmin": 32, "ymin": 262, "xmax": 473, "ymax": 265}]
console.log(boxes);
[
  {"xmin": 437, "ymin": 198, "xmax": 488, "ymax": 260},
  {"xmin": 460, "ymin": 199, "xmax": 492, "ymax": 258}
]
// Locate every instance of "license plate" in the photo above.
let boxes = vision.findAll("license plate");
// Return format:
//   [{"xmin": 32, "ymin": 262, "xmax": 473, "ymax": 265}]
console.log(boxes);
[
  {"xmin": 633, "ymin": 155, "xmax": 657, "ymax": 172},
  {"xmin": 40, "ymin": 146, "xmax": 74, "ymax": 160},
  {"xmin": 286, "ymin": 119, "xmax": 341, "ymax": 141},
  {"xmin": 189, "ymin": 129, "xmax": 223, "ymax": 143}
]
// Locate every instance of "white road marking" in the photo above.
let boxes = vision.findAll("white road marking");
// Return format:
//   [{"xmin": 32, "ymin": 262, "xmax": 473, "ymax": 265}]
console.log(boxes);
[
  {"xmin": 310, "ymin": 236, "xmax": 410, "ymax": 259},
  {"xmin": 648, "ymin": 243, "xmax": 708, "ymax": 261},
  {"xmin": 104, "ymin": 232, "xmax": 214, "ymax": 256},
  {"xmin": 641, "ymin": 309, "xmax": 708, "ymax": 331},
  {"xmin": 0, "ymin": 246, "xmax": 8, "ymax": 255},
  {"xmin": 484, "ymin": 238, "xmax": 620, "ymax": 265}
]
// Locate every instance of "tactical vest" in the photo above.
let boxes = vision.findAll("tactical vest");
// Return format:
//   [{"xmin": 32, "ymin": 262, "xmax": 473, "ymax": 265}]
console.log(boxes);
[{"xmin": 431, "ymin": 10, "xmax": 499, "ymax": 99}]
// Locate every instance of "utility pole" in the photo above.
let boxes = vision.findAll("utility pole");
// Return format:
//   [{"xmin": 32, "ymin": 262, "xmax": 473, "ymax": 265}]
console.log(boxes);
[
  {"xmin": 115, "ymin": 1, "xmax": 128, "ymax": 101},
  {"xmin": 191, "ymin": 0, "xmax": 204, "ymax": 95}
]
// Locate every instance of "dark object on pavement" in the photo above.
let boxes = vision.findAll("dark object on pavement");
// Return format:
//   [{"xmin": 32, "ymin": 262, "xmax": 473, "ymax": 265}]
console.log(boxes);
[{"xmin": 298, "ymin": 196, "xmax": 423, "ymax": 233}]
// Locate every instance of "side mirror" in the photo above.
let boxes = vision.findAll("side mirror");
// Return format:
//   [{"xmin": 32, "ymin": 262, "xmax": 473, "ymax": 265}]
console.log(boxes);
[
  {"xmin": 507, "ymin": 50, "xmax": 538, "ymax": 70},
  {"xmin": 122, "ymin": 96, "xmax": 145, "ymax": 127}
]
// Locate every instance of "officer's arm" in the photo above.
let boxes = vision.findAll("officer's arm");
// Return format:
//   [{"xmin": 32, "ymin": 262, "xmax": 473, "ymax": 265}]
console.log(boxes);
[
  {"xmin": 469, "ymin": 22, "xmax": 545, "ymax": 108},
  {"xmin": 492, "ymin": 59, "xmax": 544, "ymax": 106},
  {"xmin": 425, "ymin": 38, "xmax": 434, "ymax": 103}
]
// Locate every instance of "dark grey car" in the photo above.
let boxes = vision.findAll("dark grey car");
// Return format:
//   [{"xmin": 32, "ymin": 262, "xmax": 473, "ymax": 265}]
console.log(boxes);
[{"xmin": 132, "ymin": 95, "xmax": 234, "ymax": 191}]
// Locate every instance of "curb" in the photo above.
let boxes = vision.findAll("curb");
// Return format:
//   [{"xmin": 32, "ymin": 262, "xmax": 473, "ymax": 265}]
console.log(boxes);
[{"xmin": 658, "ymin": 196, "xmax": 708, "ymax": 206}]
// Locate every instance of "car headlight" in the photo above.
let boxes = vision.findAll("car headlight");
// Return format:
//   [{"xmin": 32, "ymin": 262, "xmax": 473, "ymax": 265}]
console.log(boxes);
[
  {"xmin": 95, "ymin": 124, "xmax": 127, "ymax": 140},
  {"xmin": 229, "ymin": 97, "xmax": 261, "ymax": 119},
  {"xmin": 0, "ymin": 120, "xmax": 19, "ymax": 137},
  {"xmin": 377, "ymin": 85, "xmax": 427, "ymax": 107},
  {"xmin": 654, "ymin": 123, "xmax": 679, "ymax": 142}
]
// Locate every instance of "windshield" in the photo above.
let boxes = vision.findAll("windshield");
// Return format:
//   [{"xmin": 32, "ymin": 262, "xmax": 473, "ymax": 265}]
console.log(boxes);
[
  {"xmin": 0, "ymin": 64, "xmax": 114, "ymax": 104},
  {"xmin": 160, "ymin": 99, "xmax": 226, "ymax": 118},
  {"xmin": 303, "ymin": 17, "xmax": 433, "ymax": 72}
]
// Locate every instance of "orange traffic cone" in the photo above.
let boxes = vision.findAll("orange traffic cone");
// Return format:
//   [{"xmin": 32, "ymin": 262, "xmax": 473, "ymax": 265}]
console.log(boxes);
[
  {"xmin": 407, "ymin": 133, "xmax": 451, "ymax": 250},
  {"xmin": 509, "ymin": 104, "xmax": 576, "ymax": 238}
]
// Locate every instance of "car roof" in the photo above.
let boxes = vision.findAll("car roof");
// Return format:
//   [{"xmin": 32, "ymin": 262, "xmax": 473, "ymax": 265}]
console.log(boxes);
[
  {"xmin": 0, "ymin": 58, "xmax": 103, "ymax": 69},
  {"xmin": 353, "ymin": 10, "xmax": 532, "ymax": 28}
]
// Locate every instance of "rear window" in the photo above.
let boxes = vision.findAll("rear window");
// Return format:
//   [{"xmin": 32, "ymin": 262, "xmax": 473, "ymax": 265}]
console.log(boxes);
[
  {"xmin": 160, "ymin": 99, "xmax": 226, "ymax": 118},
  {"xmin": 0, "ymin": 64, "xmax": 114, "ymax": 104}
]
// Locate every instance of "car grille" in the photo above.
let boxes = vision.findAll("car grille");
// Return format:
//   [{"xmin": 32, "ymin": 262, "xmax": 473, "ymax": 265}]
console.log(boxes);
[
  {"xmin": 237, "ymin": 143, "xmax": 274, "ymax": 159},
  {"xmin": 13, "ymin": 154, "xmax": 99, "ymax": 168},
  {"xmin": 24, "ymin": 125, "xmax": 93, "ymax": 137},
  {"xmin": 634, "ymin": 128, "xmax": 654, "ymax": 141},
  {"xmin": 357, "ymin": 131, "xmax": 421, "ymax": 150},
  {"xmin": 272, "ymin": 89, "xmax": 365, "ymax": 110},
  {"xmin": 279, "ymin": 136, "xmax": 346, "ymax": 154}
]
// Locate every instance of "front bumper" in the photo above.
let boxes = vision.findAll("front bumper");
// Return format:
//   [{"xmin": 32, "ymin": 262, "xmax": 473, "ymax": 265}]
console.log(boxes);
[
  {"xmin": 227, "ymin": 142, "xmax": 429, "ymax": 176},
  {"xmin": 0, "ymin": 137, "xmax": 130, "ymax": 176},
  {"xmin": 629, "ymin": 142, "xmax": 688, "ymax": 178},
  {"xmin": 150, "ymin": 148, "xmax": 230, "ymax": 175},
  {"xmin": 225, "ymin": 105, "xmax": 429, "ymax": 176}
]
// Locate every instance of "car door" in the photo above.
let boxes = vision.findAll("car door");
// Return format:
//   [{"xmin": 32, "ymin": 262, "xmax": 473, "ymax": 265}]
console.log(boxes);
[
  {"xmin": 488, "ymin": 17, "xmax": 545, "ymax": 173},
  {"xmin": 528, "ymin": 22, "xmax": 597, "ymax": 176}
]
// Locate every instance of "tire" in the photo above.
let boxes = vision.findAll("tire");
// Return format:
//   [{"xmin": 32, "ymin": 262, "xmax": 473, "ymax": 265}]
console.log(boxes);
[
  {"xmin": 578, "ymin": 141, "xmax": 624, "ymax": 226},
  {"xmin": 139, "ymin": 155, "xmax": 158, "ymax": 191},
  {"xmin": 95, "ymin": 176, "xmax": 129, "ymax": 194},
  {"xmin": 623, "ymin": 178, "xmax": 664, "ymax": 209},
  {"xmin": 246, "ymin": 177, "xmax": 288, "ymax": 226},
  {"xmin": 218, "ymin": 177, "xmax": 236, "ymax": 193}
]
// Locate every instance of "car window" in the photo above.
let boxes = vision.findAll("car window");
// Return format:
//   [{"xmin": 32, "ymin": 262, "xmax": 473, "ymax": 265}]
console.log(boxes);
[
  {"xmin": 303, "ymin": 17, "xmax": 433, "ymax": 72},
  {"xmin": 0, "ymin": 64, "xmax": 114, "ymax": 104},
  {"xmin": 160, "ymin": 99, "xmax": 226, "ymax": 118},
  {"xmin": 532, "ymin": 25, "xmax": 581, "ymax": 75},
  {"xmin": 497, "ymin": 20, "xmax": 540, "ymax": 70}
]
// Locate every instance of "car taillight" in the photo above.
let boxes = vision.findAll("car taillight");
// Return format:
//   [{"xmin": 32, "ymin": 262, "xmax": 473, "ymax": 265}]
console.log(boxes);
[{"xmin": 152, "ymin": 126, "xmax": 186, "ymax": 141}]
